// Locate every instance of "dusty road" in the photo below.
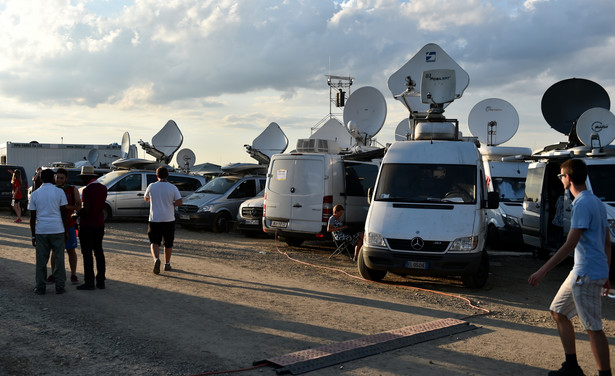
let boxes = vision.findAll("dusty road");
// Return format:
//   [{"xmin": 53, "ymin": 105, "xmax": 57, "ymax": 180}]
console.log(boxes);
[{"xmin": 0, "ymin": 210, "xmax": 614, "ymax": 376}]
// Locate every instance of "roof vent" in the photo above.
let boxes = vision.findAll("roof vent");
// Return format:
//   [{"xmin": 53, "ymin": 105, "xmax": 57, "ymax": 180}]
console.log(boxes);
[{"xmin": 296, "ymin": 139, "xmax": 341, "ymax": 154}]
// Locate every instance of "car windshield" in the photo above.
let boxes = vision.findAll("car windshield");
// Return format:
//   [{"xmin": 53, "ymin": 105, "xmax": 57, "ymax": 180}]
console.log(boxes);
[
  {"xmin": 98, "ymin": 170, "xmax": 131, "ymax": 186},
  {"xmin": 195, "ymin": 176, "xmax": 240, "ymax": 194},
  {"xmin": 492, "ymin": 177, "xmax": 525, "ymax": 202},
  {"xmin": 374, "ymin": 163, "xmax": 476, "ymax": 204},
  {"xmin": 588, "ymin": 164, "xmax": 615, "ymax": 201}
]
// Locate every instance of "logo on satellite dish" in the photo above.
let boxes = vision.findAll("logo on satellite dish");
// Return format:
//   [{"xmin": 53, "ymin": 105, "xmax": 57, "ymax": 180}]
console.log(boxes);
[
  {"xmin": 424, "ymin": 72, "xmax": 452, "ymax": 81},
  {"xmin": 425, "ymin": 51, "xmax": 436, "ymax": 62},
  {"xmin": 591, "ymin": 121, "xmax": 609, "ymax": 132},
  {"xmin": 485, "ymin": 106, "xmax": 503, "ymax": 112}
]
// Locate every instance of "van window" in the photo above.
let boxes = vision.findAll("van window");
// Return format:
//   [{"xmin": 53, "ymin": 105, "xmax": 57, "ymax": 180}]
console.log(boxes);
[
  {"xmin": 110, "ymin": 174, "xmax": 142, "ymax": 192},
  {"xmin": 588, "ymin": 165, "xmax": 615, "ymax": 201},
  {"xmin": 344, "ymin": 163, "xmax": 378, "ymax": 197},
  {"xmin": 168, "ymin": 175, "xmax": 202, "ymax": 191},
  {"xmin": 524, "ymin": 166, "xmax": 545, "ymax": 203},
  {"xmin": 375, "ymin": 164, "xmax": 476, "ymax": 203},
  {"xmin": 196, "ymin": 176, "xmax": 240, "ymax": 194},
  {"xmin": 229, "ymin": 179, "xmax": 256, "ymax": 199},
  {"xmin": 492, "ymin": 177, "xmax": 525, "ymax": 202}
]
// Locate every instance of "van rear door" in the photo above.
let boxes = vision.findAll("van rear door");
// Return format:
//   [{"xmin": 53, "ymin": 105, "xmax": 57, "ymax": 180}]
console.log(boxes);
[
  {"xmin": 521, "ymin": 162, "xmax": 546, "ymax": 248},
  {"xmin": 267, "ymin": 155, "xmax": 325, "ymax": 232}
]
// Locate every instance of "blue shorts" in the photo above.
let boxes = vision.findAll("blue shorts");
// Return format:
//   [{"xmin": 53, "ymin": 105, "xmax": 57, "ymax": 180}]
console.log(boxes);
[{"xmin": 65, "ymin": 226, "xmax": 78, "ymax": 250}]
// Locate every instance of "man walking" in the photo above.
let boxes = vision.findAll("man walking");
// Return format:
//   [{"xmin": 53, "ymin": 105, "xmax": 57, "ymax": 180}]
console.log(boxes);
[
  {"xmin": 529, "ymin": 159, "xmax": 611, "ymax": 376},
  {"xmin": 28, "ymin": 169, "xmax": 68, "ymax": 295},
  {"xmin": 144, "ymin": 166, "xmax": 182, "ymax": 274}
]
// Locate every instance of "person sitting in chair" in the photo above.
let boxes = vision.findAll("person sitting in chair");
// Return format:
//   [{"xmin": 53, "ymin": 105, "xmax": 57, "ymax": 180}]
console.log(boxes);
[{"xmin": 327, "ymin": 204, "xmax": 364, "ymax": 261}]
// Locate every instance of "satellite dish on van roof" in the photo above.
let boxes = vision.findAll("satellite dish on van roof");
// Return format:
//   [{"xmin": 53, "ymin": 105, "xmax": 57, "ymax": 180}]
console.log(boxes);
[
  {"xmin": 139, "ymin": 120, "xmax": 183, "ymax": 164},
  {"xmin": 87, "ymin": 149, "xmax": 99, "ymax": 165},
  {"xmin": 121, "ymin": 132, "xmax": 130, "ymax": 159},
  {"xmin": 176, "ymin": 148, "xmax": 196, "ymax": 171},
  {"xmin": 343, "ymin": 86, "xmax": 387, "ymax": 144},
  {"xmin": 310, "ymin": 118, "xmax": 353, "ymax": 149},
  {"xmin": 245, "ymin": 122, "xmax": 288, "ymax": 164},
  {"xmin": 576, "ymin": 107, "xmax": 615, "ymax": 147},
  {"xmin": 388, "ymin": 43, "xmax": 470, "ymax": 113},
  {"xmin": 395, "ymin": 119, "xmax": 411, "ymax": 141},
  {"xmin": 541, "ymin": 78, "xmax": 610, "ymax": 135},
  {"xmin": 468, "ymin": 98, "xmax": 519, "ymax": 146}
]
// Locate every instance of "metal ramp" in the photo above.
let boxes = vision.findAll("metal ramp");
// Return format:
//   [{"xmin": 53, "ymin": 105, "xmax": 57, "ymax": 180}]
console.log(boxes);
[{"xmin": 255, "ymin": 318, "xmax": 477, "ymax": 375}]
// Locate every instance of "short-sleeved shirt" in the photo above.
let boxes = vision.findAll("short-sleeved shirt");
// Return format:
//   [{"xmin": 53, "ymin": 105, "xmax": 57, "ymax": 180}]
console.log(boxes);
[
  {"xmin": 28, "ymin": 183, "xmax": 68, "ymax": 234},
  {"xmin": 145, "ymin": 181, "xmax": 181, "ymax": 222},
  {"xmin": 12, "ymin": 179, "xmax": 22, "ymax": 200},
  {"xmin": 80, "ymin": 181, "xmax": 108, "ymax": 228},
  {"xmin": 328, "ymin": 215, "xmax": 346, "ymax": 241},
  {"xmin": 570, "ymin": 190, "xmax": 609, "ymax": 280}
]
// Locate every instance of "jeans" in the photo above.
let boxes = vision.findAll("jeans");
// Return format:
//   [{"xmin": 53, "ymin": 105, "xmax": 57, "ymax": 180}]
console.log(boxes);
[
  {"xmin": 35, "ymin": 233, "xmax": 66, "ymax": 290},
  {"xmin": 79, "ymin": 226, "xmax": 105, "ymax": 287}
]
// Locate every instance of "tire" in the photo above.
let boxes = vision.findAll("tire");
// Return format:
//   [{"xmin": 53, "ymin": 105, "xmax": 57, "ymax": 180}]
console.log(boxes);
[
  {"xmin": 284, "ymin": 238, "xmax": 304, "ymax": 247},
  {"xmin": 103, "ymin": 205, "xmax": 112, "ymax": 222},
  {"xmin": 212, "ymin": 212, "xmax": 231, "ymax": 233},
  {"xmin": 461, "ymin": 251, "xmax": 489, "ymax": 289},
  {"xmin": 357, "ymin": 248, "xmax": 387, "ymax": 281}
]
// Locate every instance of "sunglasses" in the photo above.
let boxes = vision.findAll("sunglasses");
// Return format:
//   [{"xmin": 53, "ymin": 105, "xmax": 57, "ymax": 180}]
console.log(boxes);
[{"xmin": 557, "ymin": 173, "xmax": 566, "ymax": 180}]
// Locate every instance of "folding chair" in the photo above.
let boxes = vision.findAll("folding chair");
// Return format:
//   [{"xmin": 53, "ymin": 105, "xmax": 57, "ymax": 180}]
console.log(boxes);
[{"xmin": 329, "ymin": 238, "xmax": 353, "ymax": 259}]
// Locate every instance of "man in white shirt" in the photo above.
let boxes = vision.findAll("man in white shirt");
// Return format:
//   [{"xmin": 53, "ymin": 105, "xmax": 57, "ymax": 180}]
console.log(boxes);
[
  {"xmin": 28, "ymin": 169, "xmax": 69, "ymax": 295},
  {"xmin": 144, "ymin": 167, "xmax": 182, "ymax": 274}
]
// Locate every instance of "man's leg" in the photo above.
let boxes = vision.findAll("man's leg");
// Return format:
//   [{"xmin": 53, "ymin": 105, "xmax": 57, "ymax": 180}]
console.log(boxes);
[
  {"xmin": 588, "ymin": 330, "xmax": 611, "ymax": 373},
  {"xmin": 50, "ymin": 234, "xmax": 66, "ymax": 289},
  {"xmin": 92, "ymin": 227, "xmax": 106, "ymax": 287},
  {"xmin": 35, "ymin": 235, "xmax": 51, "ymax": 291},
  {"xmin": 79, "ymin": 228, "xmax": 95, "ymax": 288},
  {"xmin": 552, "ymin": 311, "xmax": 577, "ymax": 355},
  {"xmin": 164, "ymin": 247, "xmax": 173, "ymax": 264}
]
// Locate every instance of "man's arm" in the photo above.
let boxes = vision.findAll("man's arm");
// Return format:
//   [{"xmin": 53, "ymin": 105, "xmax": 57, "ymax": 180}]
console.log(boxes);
[
  {"xmin": 60, "ymin": 205, "xmax": 69, "ymax": 240},
  {"xmin": 604, "ymin": 228, "xmax": 611, "ymax": 292},
  {"xmin": 174, "ymin": 198, "xmax": 182, "ymax": 206},
  {"xmin": 529, "ymin": 228, "xmax": 583, "ymax": 286},
  {"xmin": 29, "ymin": 210, "xmax": 37, "ymax": 247}
]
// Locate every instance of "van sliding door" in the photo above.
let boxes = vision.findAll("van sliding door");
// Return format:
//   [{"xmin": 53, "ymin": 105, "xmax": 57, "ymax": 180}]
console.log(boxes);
[{"xmin": 521, "ymin": 163, "xmax": 546, "ymax": 248}]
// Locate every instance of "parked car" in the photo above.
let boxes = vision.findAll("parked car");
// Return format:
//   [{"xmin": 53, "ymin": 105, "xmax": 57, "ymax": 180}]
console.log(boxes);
[
  {"xmin": 95, "ymin": 170, "xmax": 206, "ymax": 221},
  {"xmin": 0, "ymin": 165, "xmax": 28, "ymax": 212},
  {"xmin": 236, "ymin": 189, "xmax": 266, "ymax": 236},
  {"xmin": 176, "ymin": 174, "xmax": 266, "ymax": 232}
]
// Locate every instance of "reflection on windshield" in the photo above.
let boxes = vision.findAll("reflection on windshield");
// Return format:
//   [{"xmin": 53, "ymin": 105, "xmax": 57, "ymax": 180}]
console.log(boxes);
[
  {"xmin": 195, "ymin": 177, "xmax": 239, "ymax": 194},
  {"xmin": 374, "ymin": 164, "xmax": 476, "ymax": 204},
  {"xmin": 98, "ymin": 170, "xmax": 130, "ymax": 186},
  {"xmin": 588, "ymin": 165, "xmax": 615, "ymax": 201},
  {"xmin": 492, "ymin": 177, "xmax": 525, "ymax": 202}
]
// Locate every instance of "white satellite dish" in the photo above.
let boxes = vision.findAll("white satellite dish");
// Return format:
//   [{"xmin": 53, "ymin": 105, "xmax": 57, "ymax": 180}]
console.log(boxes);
[
  {"xmin": 394, "ymin": 119, "xmax": 411, "ymax": 141},
  {"xmin": 310, "ymin": 118, "xmax": 353, "ymax": 149},
  {"xmin": 176, "ymin": 148, "xmax": 196, "ymax": 171},
  {"xmin": 152, "ymin": 120, "xmax": 183, "ymax": 159},
  {"xmin": 576, "ymin": 107, "xmax": 615, "ymax": 148},
  {"xmin": 343, "ymin": 86, "xmax": 387, "ymax": 144},
  {"xmin": 388, "ymin": 43, "xmax": 469, "ymax": 114},
  {"xmin": 245, "ymin": 122, "xmax": 288, "ymax": 164},
  {"xmin": 468, "ymin": 98, "xmax": 519, "ymax": 146},
  {"xmin": 121, "ymin": 132, "xmax": 130, "ymax": 159},
  {"xmin": 87, "ymin": 149, "xmax": 99, "ymax": 165}
]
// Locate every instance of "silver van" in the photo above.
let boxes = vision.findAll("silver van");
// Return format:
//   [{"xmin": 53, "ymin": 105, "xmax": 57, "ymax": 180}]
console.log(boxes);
[{"xmin": 96, "ymin": 170, "xmax": 206, "ymax": 220}]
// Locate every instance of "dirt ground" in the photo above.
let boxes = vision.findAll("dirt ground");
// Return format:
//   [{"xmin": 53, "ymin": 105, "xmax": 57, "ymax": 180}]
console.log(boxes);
[{"xmin": 0, "ymin": 210, "xmax": 614, "ymax": 376}]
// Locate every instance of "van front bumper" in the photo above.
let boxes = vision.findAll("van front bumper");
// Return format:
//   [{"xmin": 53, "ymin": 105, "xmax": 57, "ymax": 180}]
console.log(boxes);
[
  {"xmin": 361, "ymin": 245, "xmax": 484, "ymax": 277},
  {"xmin": 175, "ymin": 212, "xmax": 215, "ymax": 228}
]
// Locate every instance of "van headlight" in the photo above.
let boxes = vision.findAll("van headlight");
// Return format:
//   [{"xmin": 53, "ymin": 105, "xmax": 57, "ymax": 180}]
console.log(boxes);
[
  {"xmin": 608, "ymin": 219, "xmax": 615, "ymax": 237},
  {"xmin": 503, "ymin": 214, "xmax": 521, "ymax": 228},
  {"xmin": 449, "ymin": 236, "xmax": 478, "ymax": 252},
  {"xmin": 365, "ymin": 232, "xmax": 386, "ymax": 247},
  {"xmin": 197, "ymin": 205, "xmax": 212, "ymax": 213}
]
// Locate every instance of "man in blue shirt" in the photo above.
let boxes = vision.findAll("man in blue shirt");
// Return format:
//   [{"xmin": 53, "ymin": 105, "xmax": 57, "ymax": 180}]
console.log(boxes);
[{"xmin": 529, "ymin": 159, "xmax": 611, "ymax": 376}]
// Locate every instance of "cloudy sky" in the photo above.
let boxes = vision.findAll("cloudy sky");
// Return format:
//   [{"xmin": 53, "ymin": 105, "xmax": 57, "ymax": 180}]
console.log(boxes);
[{"xmin": 1, "ymin": 0, "xmax": 615, "ymax": 167}]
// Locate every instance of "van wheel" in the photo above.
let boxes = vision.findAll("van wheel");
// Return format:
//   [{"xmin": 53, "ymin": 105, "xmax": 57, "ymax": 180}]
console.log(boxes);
[
  {"xmin": 357, "ymin": 248, "xmax": 386, "ymax": 282},
  {"xmin": 461, "ymin": 252, "xmax": 489, "ymax": 289},
  {"xmin": 284, "ymin": 238, "xmax": 304, "ymax": 247},
  {"xmin": 212, "ymin": 212, "xmax": 231, "ymax": 233},
  {"xmin": 103, "ymin": 205, "xmax": 112, "ymax": 222}
]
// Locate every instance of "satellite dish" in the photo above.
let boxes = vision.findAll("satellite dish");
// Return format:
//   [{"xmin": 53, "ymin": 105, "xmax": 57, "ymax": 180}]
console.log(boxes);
[
  {"xmin": 121, "ymin": 132, "xmax": 130, "ymax": 159},
  {"xmin": 152, "ymin": 120, "xmax": 183, "ymax": 159},
  {"xmin": 87, "ymin": 149, "xmax": 99, "ymax": 165},
  {"xmin": 245, "ymin": 122, "xmax": 288, "ymax": 164},
  {"xmin": 394, "ymin": 119, "xmax": 411, "ymax": 141},
  {"xmin": 343, "ymin": 86, "xmax": 387, "ymax": 143},
  {"xmin": 576, "ymin": 107, "xmax": 615, "ymax": 147},
  {"xmin": 541, "ymin": 78, "xmax": 610, "ymax": 135},
  {"xmin": 388, "ymin": 43, "xmax": 470, "ymax": 113},
  {"xmin": 310, "ymin": 118, "xmax": 353, "ymax": 149},
  {"xmin": 176, "ymin": 148, "xmax": 196, "ymax": 171},
  {"xmin": 468, "ymin": 98, "xmax": 519, "ymax": 146}
]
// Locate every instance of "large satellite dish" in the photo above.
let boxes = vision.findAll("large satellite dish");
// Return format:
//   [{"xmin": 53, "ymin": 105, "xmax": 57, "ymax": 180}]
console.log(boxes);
[
  {"xmin": 87, "ymin": 149, "xmax": 99, "ymax": 165},
  {"xmin": 121, "ymin": 132, "xmax": 130, "ymax": 159},
  {"xmin": 576, "ymin": 107, "xmax": 615, "ymax": 148},
  {"xmin": 388, "ymin": 43, "xmax": 470, "ymax": 113},
  {"xmin": 139, "ymin": 120, "xmax": 184, "ymax": 164},
  {"xmin": 541, "ymin": 78, "xmax": 610, "ymax": 135},
  {"xmin": 310, "ymin": 118, "xmax": 353, "ymax": 149},
  {"xmin": 245, "ymin": 122, "xmax": 288, "ymax": 164},
  {"xmin": 394, "ymin": 119, "xmax": 411, "ymax": 141},
  {"xmin": 468, "ymin": 98, "xmax": 519, "ymax": 146},
  {"xmin": 176, "ymin": 148, "xmax": 196, "ymax": 171},
  {"xmin": 343, "ymin": 86, "xmax": 387, "ymax": 144}
]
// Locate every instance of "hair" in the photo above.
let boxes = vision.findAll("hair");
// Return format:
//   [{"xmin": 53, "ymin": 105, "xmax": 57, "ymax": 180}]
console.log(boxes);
[
  {"xmin": 156, "ymin": 166, "xmax": 169, "ymax": 179},
  {"xmin": 560, "ymin": 159, "xmax": 587, "ymax": 185},
  {"xmin": 333, "ymin": 204, "xmax": 344, "ymax": 213},
  {"xmin": 56, "ymin": 167, "xmax": 68, "ymax": 177},
  {"xmin": 41, "ymin": 169, "xmax": 55, "ymax": 183},
  {"xmin": 11, "ymin": 169, "xmax": 21, "ymax": 184}
]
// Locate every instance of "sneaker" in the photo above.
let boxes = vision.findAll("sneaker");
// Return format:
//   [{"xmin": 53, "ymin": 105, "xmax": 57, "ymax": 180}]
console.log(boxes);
[
  {"xmin": 33, "ymin": 287, "xmax": 46, "ymax": 295},
  {"xmin": 548, "ymin": 363, "xmax": 585, "ymax": 376},
  {"xmin": 76, "ymin": 284, "xmax": 96, "ymax": 291},
  {"xmin": 70, "ymin": 275, "xmax": 79, "ymax": 285},
  {"xmin": 14, "ymin": 218, "xmax": 22, "ymax": 223},
  {"xmin": 55, "ymin": 287, "xmax": 65, "ymax": 295},
  {"xmin": 164, "ymin": 263, "xmax": 172, "ymax": 271},
  {"xmin": 46, "ymin": 275, "xmax": 55, "ymax": 284},
  {"xmin": 153, "ymin": 259, "xmax": 161, "ymax": 275}
]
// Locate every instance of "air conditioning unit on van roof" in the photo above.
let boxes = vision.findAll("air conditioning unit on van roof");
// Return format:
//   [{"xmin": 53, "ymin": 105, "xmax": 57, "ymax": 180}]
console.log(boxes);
[
  {"xmin": 296, "ymin": 139, "xmax": 341, "ymax": 154},
  {"xmin": 414, "ymin": 122, "xmax": 457, "ymax": 140}
]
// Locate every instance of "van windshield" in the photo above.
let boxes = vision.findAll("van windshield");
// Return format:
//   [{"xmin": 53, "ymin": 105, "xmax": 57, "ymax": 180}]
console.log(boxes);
[
  {"xmin": 492, "ymin": 177, "xmax": 525, "ymax": 202},
  {"xmin": 98, "ymin": 170, "xmax": 130, "ymax": 186},
  {"xmin": 588, "ymin": 165, "xmax": 615, "ymax": 201},
  {"xmin": 375, "ymin": 164, "xmax": 476, "ymax": 204},
  {"xmin": 195, "ymin": 176, "xmax": 239, "ymax": 194}
]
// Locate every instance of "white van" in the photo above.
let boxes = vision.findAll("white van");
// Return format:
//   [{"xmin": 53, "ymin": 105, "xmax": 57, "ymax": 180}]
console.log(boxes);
[
  {"xmin": 359, "ymin": 138, "xmax": 498, "ymax": 288},
  {"xmin": 263, "ymin": 151, "xmax": 380, "ymax": 246}
]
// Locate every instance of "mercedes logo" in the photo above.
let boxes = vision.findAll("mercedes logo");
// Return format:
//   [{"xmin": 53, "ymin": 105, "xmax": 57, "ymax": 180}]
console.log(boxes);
[
  {"xmin": 410, "ymin": 237, "xmax": 424, "ymax": 250},
  {"xmin": 250, "ymin": 208, "xmax": 258, "ymax": 216}
]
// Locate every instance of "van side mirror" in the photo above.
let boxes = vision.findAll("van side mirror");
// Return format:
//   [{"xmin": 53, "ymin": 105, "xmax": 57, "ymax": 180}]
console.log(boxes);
[
  {"xmin": 486, "ymin": 191, "xmax": 499, "ymax": 209},
  {"xmin": 367, "ymin": 187, "xmax": 372, "ymax": 205}
]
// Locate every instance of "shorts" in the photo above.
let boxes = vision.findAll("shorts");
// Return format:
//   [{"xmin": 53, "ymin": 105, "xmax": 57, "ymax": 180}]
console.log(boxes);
[
  {"xmin": 11, "ymin": 198, "xmax": 22, "ymax": 206},
  {"xmin": 148, "ymin": 221, "xmax": 176, "ymax": 248},
  {"xmin": 65, "ymin": 226, "xmax": 78, "ymax": 250},
  {"xmin": 550, "ymin": 271, "xmax": 607, "ymax": 331}
]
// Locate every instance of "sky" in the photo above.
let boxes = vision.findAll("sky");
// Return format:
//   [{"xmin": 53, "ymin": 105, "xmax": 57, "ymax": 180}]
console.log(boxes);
[{"xmin": 1, "ymin": 0, "xmax": 615, "ymax": 167}]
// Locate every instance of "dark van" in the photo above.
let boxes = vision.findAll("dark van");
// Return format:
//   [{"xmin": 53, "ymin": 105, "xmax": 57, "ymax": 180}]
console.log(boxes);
[{"xmin": 0, "ymin": 165, "xmax": 28, "ymax": 212}]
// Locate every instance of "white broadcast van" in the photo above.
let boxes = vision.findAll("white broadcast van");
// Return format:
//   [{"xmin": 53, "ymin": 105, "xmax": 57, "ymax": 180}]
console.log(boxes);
[{"xmin": 358, "ymin": 43, "xmax": 498, "ymax": 288}]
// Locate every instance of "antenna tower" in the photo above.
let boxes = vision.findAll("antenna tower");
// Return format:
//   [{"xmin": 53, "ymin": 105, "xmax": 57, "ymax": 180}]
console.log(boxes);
[{"xmin": 311, "ymin": 75, "xmax": 354, "ymax": 134}]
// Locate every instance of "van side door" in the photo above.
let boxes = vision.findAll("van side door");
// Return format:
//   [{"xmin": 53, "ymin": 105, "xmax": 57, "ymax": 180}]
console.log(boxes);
[
  {"xmin": 521, "ymin": 163, "xmax": 546, "ymax": 248},
  {"xmin": 342, "ymin": 162, "xmax": 379, "ymax": 227}
]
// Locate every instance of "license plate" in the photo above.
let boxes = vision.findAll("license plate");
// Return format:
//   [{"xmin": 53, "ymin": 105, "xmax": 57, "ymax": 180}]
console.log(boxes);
[
  {"xmin": 180, "ymin": 214, "xmax": 190, "ymax": 220},
  {"xmin": 245, "ymin": 219, "xmax": 259, "ymax": 225},
  {"xmin": 270, "ymin": 220, "xmax": 288, "ymax": 228},
  {"xmin": 405, "ymin": 261, "xmax": 428, "ymax": 269}
]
